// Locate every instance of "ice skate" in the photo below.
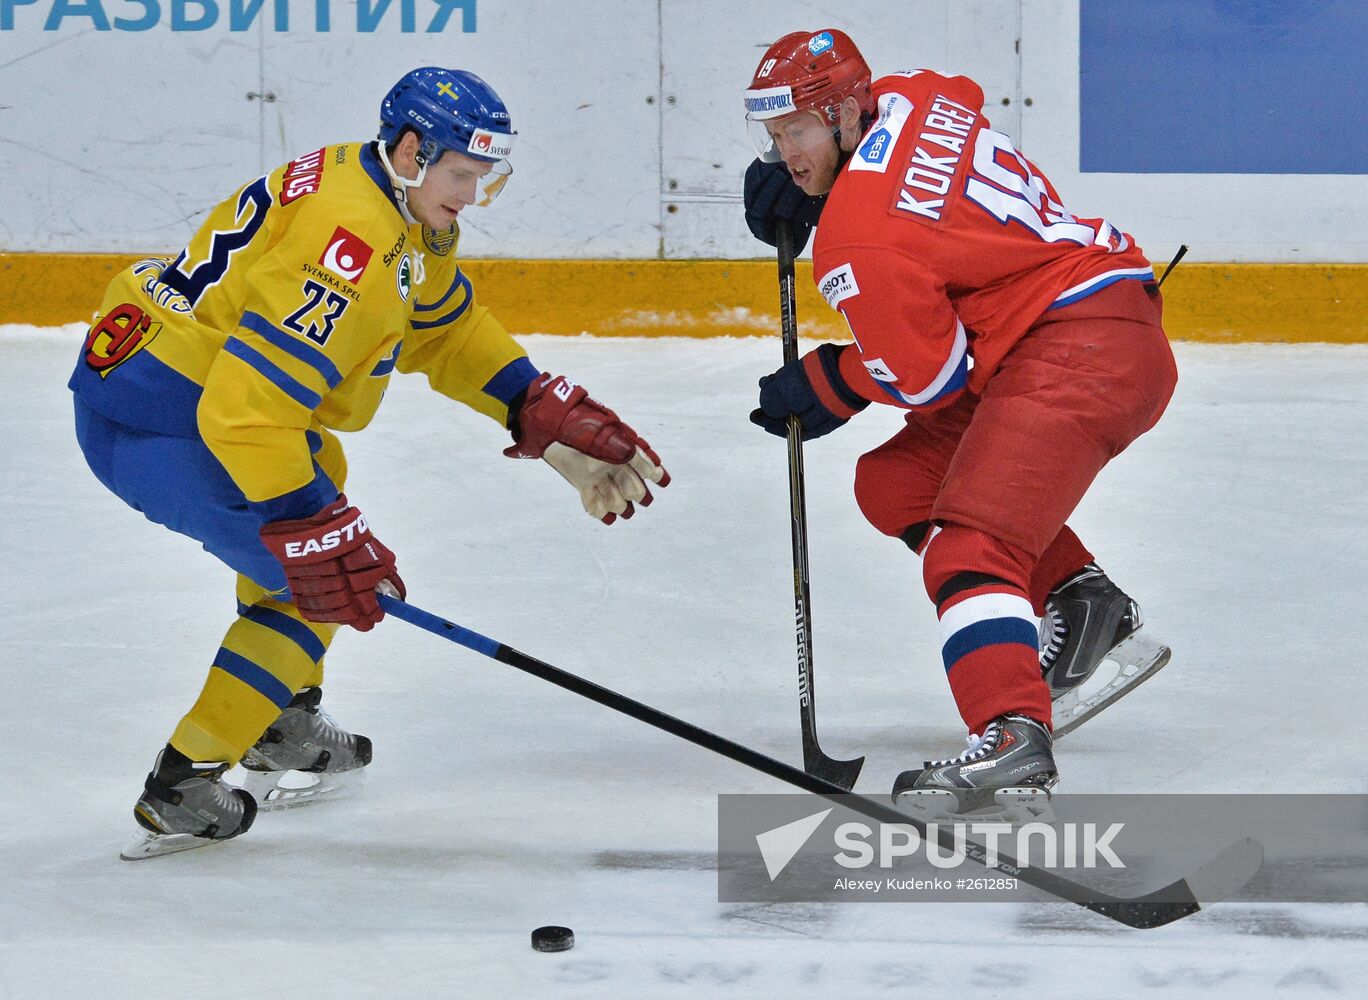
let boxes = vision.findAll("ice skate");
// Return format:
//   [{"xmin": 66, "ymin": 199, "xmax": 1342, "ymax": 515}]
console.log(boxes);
[
  {"xmin": 1040, "ymin": 564, "xmax": 1172, "ymax": 737},
  {"xmin": 121, "ymin": 746, "xmax": 257, "ymax": 861},
  {"xmin": 235, "ymin": 686, "xmax": 371, "ymax": 811},
  {"xmin": 892, "ymin": 714, "xmax": 1058, "ymax": 825}
]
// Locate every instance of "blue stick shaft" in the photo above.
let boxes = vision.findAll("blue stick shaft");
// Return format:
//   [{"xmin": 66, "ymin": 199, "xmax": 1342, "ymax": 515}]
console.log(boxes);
[{"xmin": 379, "ymin": 594, "xmax": 501, "ymax": 657}]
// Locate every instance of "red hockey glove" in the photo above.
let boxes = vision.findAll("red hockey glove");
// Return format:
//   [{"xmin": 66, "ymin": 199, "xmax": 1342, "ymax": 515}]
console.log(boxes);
[
  {"xmin": 259, "ymin": 496, "xmax": 406, "ymax": 631},
  {"xmin": 505, "ymin": 374, "xmax": 670, "ymax": 524}
]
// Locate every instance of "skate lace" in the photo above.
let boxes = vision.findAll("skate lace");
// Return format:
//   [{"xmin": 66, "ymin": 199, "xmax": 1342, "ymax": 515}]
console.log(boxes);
[
  {"xmin": 186, "ymin": 770, "xmax": 236, "ymax": 816},
  {"xmin": 208, "ymin": 779, "xmax": 233, "ymax": 811},
  {"xmin": 1038, "ymin": 603, "xmax": 1068, "ymax": 671},
  {"xmin": 927, "ymin": 721, "xmax": 1004, "ymax": 768},
  {"xmin": 312, "ymin": 708, "xmax": 353, "ymax": 750}
]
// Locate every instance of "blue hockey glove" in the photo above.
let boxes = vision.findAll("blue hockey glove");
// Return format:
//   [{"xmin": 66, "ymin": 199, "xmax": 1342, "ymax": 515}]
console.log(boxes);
[
  {"xmin": 743, "ymin": 158, "xmax": 828, "ymax": 252},
  {"xmin": 750, "ymin": 343, "xmax": 870, "ymax": 441}
]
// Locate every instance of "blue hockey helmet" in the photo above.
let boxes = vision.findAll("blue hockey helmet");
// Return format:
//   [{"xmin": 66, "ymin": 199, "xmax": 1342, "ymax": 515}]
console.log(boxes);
[
  {"xmin": 378, "ymin": 68, "xmax": 516, "ymax": 206},
  {"xmin": 380, "ymin": 67, "xmax": 515, "ymax": 164}
]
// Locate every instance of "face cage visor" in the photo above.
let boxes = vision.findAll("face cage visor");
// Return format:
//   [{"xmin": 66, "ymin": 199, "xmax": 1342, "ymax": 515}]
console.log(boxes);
[
  {"xmin": 416, "ymin": 126, "xmax": 515, "ymax": 207},
  {"xmin": 473, "ymin": 159, "xmax": 512, "ymax": 207},
  {"xmin": 388, "ymin": 151, "xmax": 513, "ymax": 209},
  {"xmin": 746, "ymin": 110, "xmax": 840, "ymax": 164},
  {"xmin": 744, "ymin": 84, "xmax": 840, "ymax": 163}
]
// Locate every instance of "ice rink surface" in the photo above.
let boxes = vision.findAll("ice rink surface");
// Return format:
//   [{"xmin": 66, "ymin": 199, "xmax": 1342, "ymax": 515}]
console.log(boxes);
[{"xmin": 2, "ymin": 327, "xmax": 1366, "ymax": 998}]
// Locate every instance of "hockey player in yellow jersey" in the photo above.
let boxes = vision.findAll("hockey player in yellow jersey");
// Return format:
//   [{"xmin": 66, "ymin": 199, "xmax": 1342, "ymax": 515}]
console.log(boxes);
[{"xmin": 70, "ymin": 68, "xmax": 670, "ymax": 859}]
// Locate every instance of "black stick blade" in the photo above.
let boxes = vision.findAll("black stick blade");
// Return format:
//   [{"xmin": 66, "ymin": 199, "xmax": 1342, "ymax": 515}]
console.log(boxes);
[
  {"xmin": 1090, "ymin": 837, "xmax": 1265, "ymax": 929},
  {"xmin": 807, "ymin": 753, "xmax": 865, "ymax": 792}
]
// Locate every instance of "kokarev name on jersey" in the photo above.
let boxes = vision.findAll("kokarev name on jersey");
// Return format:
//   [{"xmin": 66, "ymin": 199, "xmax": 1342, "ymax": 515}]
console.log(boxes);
[{"xmin": 893, "ymin": 94, "xmax": 979, "ymax": 222}]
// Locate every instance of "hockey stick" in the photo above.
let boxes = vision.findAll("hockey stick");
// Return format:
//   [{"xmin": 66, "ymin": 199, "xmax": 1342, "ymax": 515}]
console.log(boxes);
[
  {"xmin": 1157, "ymin": 243, "xmax": 1188, "ymax": 287},
  {"xmin": 774, "ymin": 220, "xmax": 865, "ymax": 791},
  {"xmin": 380, "ymin": 594, "xmax": 1263, "ymax": 929}
]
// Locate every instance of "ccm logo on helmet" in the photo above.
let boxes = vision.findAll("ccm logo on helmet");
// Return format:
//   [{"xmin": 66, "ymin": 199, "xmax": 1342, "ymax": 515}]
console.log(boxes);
[
  {"xmin": 818, "ymin": 263, "xmax": 860, "ymax": 308},
  {"xmin": 468, "ymin": 129, "xmax": 514, "ymax": 159},
  {"xmin": 284, "ymin": 512, "xmax": 369, "ymax": 559}
]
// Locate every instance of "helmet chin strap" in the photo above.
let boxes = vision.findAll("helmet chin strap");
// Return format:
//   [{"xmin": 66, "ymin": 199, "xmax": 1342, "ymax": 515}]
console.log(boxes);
[
  {"xmin": 377, "ymin": 142, "xmax": 427, "ymax": 224},
  {"xmin": 833, "ymin": 110, "xmax": 874, "ymax": 172}
]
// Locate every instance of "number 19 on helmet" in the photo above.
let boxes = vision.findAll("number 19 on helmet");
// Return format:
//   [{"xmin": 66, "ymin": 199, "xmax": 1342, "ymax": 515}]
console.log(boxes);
[{"xmin": 743, "ymin": 29, "xmax": 873, "ymax": 163}]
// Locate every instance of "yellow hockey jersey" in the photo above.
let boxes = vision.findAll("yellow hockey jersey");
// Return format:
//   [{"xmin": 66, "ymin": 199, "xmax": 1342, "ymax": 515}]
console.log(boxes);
[{"xmin": 71, "ymin": 142, "xmax": 538, "ymax": 520}]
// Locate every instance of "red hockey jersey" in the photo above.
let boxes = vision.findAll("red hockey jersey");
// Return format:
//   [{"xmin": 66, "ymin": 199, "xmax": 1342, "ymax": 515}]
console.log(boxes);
[{"xmin": 813, "ymin": 71, "xmax": 1154, "ymax": 409}]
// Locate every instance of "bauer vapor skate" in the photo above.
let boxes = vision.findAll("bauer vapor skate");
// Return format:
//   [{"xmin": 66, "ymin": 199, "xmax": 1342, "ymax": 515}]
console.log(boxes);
[
  {"xmin": 1041, "ymin": 564, "xmax": 1171, "ymax": 737},
  {"xmin": 235, "ymin": 686, "xmax": 372, "ymax": 810},
  {"xmin": 892, "ymin": 714, "xmax": 1058, "ymax": 825},
  {"xmin": 121, "ymin": 746, "xmax": 258, "ymax": 861}
]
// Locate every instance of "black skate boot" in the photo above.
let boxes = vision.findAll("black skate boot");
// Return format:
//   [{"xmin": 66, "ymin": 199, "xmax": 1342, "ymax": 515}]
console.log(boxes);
[
  {"xmin": 1040, "ymin": 564, "xmax": 1172, "ymax": 737},
  {"xmin": 892, "ymin": 714, "xmax": 1057, "ymax": 823},
  {"xmin": 121, "ymin": 745, "xmax": 258, "ymax": 861},
  {"xmin": 237, "ymin": 686, "xmax": 372, "ymax": 810}
]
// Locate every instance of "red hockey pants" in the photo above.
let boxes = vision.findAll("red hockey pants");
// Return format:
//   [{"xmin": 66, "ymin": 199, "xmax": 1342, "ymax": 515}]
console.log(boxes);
[{"xmin": 852, "ymin": 278, "xmax": 1177, "ymax": 733}]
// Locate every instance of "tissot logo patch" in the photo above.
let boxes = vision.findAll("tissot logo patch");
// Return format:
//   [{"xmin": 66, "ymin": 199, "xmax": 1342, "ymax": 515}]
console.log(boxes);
[{"xmin": 817, "ymin": 263, "xmax": 860, "ymax": 308}]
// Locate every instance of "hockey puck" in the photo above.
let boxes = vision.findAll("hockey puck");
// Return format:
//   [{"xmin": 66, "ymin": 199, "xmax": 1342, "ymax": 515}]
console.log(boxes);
[{"xmin": 531, "ymin": 925, "xmax": 574, "ymax": 952}]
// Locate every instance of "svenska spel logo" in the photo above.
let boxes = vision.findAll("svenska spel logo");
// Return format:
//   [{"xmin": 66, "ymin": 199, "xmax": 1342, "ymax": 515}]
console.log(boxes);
[
  {"xmin": 466, "ymin": 129, "xmax": 514, "ymax": 159},
  {"xmin": 319, "ymin": 227, "xmax": 374, "ymax": 283}
]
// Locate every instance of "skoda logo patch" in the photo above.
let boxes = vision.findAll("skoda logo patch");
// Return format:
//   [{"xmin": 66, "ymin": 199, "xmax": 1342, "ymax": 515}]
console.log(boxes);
[{"xmin": 396, "ymin": 253, "xmax": 412, "ymax": 302}]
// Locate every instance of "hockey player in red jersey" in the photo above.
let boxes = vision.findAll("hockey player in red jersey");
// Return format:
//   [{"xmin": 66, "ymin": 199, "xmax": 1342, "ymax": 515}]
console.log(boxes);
[{"xmin": 742, "ymin": 30, "xmax": 1176, "ymax": 812}]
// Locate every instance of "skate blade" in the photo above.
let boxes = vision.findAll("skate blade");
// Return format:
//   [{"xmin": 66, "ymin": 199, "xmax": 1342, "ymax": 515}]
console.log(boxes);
[
  {"xmin": 234, "ymin": 765, "xmax": 366, "ymax": 812},
  {"xmin": 1053, "ymin": 633, "xmax": 1172, "ymax": 738},
  {"xmin": 120, "ymin": 830, "xmax": 229, "ymax": 862},
  {"xmin": 894, "ymin": 786, "xmax": 1057, "ymax": 826}
]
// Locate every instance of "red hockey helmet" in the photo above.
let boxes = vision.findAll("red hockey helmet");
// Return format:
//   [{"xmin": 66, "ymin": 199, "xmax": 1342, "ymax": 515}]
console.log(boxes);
[{"xmin": 743, "ymin": 29, "xmax": 873, "ymax": 161}]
